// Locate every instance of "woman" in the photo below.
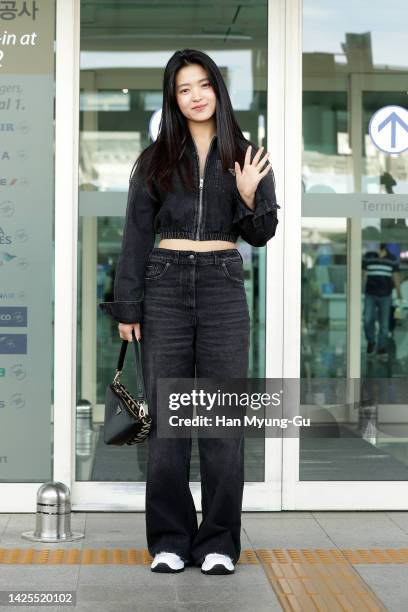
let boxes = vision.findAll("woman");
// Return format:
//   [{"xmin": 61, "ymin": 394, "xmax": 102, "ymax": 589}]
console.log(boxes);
[{"xmin": 100, "ymin": 49, "xmax": 281, "ymax": 575}]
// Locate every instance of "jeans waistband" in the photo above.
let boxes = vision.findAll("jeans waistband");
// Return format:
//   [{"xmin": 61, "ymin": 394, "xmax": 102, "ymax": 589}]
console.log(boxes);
[{"xmin": 148, "ymin": 247, "xmax": 243, "ymax": 265}]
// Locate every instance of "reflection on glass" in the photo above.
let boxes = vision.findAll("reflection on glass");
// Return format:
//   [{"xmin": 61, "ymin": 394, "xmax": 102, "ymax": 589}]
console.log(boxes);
[
  {"xmin": 301, "ymin": 0, "xmax": 408, "ymax": 481},
  {"xmin": 302, "ymin": 92, "xmax": 352, "ymax": 194},
  {"xmin": 303, "ymin": 0, "xmax": 408, "ymax": 195},
  {"xmin": 77, "ymin": 0, "xmax": 269, "ymax": 483},
  {"xmin": 363, "ymin": 93, "xmax": 408, "ymax": 194},
  {"xmin": 301, "ymin": 218, "xmax": 347, "ymax": 379}
]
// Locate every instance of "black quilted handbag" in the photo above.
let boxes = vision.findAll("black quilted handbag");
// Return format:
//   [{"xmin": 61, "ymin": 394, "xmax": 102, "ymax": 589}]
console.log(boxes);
[{"xmin": 104, "ymin": 329, "xmax": 152, "ymax": 445}]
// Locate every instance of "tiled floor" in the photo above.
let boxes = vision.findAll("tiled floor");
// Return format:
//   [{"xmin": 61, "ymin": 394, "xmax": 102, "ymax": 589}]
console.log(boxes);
[{"xmin": 1, "ymin": 511, "xmax": 408, "ymax": 611}]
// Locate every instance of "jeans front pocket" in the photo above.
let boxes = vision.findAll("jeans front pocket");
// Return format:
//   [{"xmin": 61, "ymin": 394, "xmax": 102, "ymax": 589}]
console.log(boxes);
[
  {"xmin": 221, "ymin": 259, "xmax": 245, "ymax": 285},
  {"xmin": 144, "ymin": 261, "xmax": 171, "ymax": 281}
]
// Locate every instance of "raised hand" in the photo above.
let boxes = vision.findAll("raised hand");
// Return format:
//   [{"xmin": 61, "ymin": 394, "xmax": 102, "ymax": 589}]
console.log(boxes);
[{"xmin": 234, "ymin": 145, "xmax": 272, "ymax": 203}]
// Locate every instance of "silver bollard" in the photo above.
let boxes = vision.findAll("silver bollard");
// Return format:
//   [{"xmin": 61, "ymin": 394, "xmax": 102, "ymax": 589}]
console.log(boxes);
[{"xmin": 21, "ymin": 481, "xmax": 84, "ymax": 542}]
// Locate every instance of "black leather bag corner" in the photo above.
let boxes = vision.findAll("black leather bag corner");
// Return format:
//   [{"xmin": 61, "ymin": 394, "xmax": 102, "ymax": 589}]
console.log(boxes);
[{"xmin": 104, "ymin": 329, "xmax": 152, "ymax": 445}]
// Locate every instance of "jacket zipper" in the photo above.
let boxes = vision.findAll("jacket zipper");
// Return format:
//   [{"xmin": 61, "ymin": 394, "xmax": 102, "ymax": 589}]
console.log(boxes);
[
  {"xmin": 196, "ymin": 178, "xmax": 204, "ymax": 240},
  {"xmin": 192, "ymin": 134, "xmax": 216, "ymax": 240}
]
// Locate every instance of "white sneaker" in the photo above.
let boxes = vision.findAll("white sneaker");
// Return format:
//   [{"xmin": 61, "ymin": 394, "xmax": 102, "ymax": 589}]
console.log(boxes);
[
  {"xmin": 151, "ymin": 551, "xmax": 185, "ymax": 573},
  {"xmin": 201, "ymin": 553, "xmax": 235, "ymax": 575}
]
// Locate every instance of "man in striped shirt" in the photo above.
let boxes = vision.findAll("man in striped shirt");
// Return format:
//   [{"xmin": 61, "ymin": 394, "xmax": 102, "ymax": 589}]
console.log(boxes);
[{"xmin": 362, "ymin": 243, "xmax": 402, "ymax": 360}]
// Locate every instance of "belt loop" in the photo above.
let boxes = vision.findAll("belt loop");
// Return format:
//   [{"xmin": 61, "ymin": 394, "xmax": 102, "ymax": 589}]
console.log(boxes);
[
  {"xmin": 175, "ymin": 250, "xmax": 179, "ymax": 264},
  {"xmin": 213, "ymin": 251, "xmax": 218, "ymax": 265}
]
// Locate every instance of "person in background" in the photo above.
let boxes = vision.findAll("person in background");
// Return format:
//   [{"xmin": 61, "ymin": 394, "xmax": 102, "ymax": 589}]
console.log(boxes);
[{"xmin": 362, "ymin": 243, "xmax": 402, "ymax": 360}]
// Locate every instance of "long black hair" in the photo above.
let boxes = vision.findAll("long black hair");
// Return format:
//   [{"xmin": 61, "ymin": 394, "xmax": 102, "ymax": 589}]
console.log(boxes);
[{"xmin": 130, "ymin": 48, "xmax": 247, "ymax": 195}]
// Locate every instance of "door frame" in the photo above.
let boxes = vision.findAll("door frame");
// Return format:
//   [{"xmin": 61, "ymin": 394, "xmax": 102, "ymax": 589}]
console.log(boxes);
[{"xmin": 70, "ymin": 0, "xmax": 288, "ymax": 511}]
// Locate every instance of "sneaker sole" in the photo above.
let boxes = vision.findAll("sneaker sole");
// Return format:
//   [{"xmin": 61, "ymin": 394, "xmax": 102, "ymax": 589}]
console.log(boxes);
[
  {"xmin": 151, "ymin": 563, "xmax": 184, "ymax": 573},
  {"xmin": 201, "ymin": 564, "xmax": 235, "ymax": 575}
]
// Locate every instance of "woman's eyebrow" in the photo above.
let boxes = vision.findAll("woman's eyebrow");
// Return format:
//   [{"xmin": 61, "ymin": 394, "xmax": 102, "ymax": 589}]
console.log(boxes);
[{"xmin": 177, "ymin": 77, "xmax": 209, "ymax": 89}]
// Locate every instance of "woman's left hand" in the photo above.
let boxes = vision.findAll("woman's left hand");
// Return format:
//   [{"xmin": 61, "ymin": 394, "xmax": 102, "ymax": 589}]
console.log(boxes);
[{"xmin": 234, "ymin": 145, "xmax": 272, "ymax": 204}]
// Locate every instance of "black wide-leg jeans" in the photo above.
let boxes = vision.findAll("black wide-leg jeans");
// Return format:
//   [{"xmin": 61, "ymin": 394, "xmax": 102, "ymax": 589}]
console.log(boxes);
[{"xmin": 140, "ymin": 247, "xmax": 250, "ymax": 567}]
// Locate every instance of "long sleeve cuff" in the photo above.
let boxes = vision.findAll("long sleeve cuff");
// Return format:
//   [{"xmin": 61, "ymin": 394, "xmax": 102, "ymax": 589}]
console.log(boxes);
[
  {"xmin": 99, "ymin": 300, "xmax": 143, "ymax": 324},
  {"xmin": 233, "ymin": 185, "xmax": 281, "ymax": 246},
  {"xmin": 233, "ymin": 186, "xmax": 281, "ymax": 229}
]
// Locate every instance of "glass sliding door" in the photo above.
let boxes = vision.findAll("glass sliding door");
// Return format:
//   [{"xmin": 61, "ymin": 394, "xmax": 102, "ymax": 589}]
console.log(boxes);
[
  {"xmin": 287, "ymin": 0, "xmax": 408, "ymax": 507},
  {"xmin": 74, "ymin": 0, "xmax": 281, "ymax": 510}
]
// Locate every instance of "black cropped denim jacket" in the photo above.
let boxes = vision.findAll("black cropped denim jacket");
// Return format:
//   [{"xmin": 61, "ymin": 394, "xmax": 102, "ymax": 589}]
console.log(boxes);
[{"xmin": 99, "ymin": 135, "xmax": 281, "ymax": 324}]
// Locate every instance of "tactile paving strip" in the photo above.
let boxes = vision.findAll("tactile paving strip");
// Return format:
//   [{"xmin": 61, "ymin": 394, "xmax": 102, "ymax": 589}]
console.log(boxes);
[
  {"xmin": 0, "ymin": 548, "xmax": 153, "ymax": 565},
  {"xmin": 0, "ymin": 547, "xmax": 396, "ymax": 610},
  {"xmin": 256, "ymin": 549, "xmax": 388, "ymax": 611},
  {"xmin": 0, "ymin": 547, "xmax": 258, "ymax": 565}
]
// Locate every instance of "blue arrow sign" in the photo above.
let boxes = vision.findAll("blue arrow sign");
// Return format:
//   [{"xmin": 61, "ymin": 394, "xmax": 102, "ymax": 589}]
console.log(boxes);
[
  {"xmin": 369, "ymin": 105, "xmax": 408, "ymax": 154},
  {"xmin": 378, "ymin": 111, "xmax": 408, "ymax": 149}
]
